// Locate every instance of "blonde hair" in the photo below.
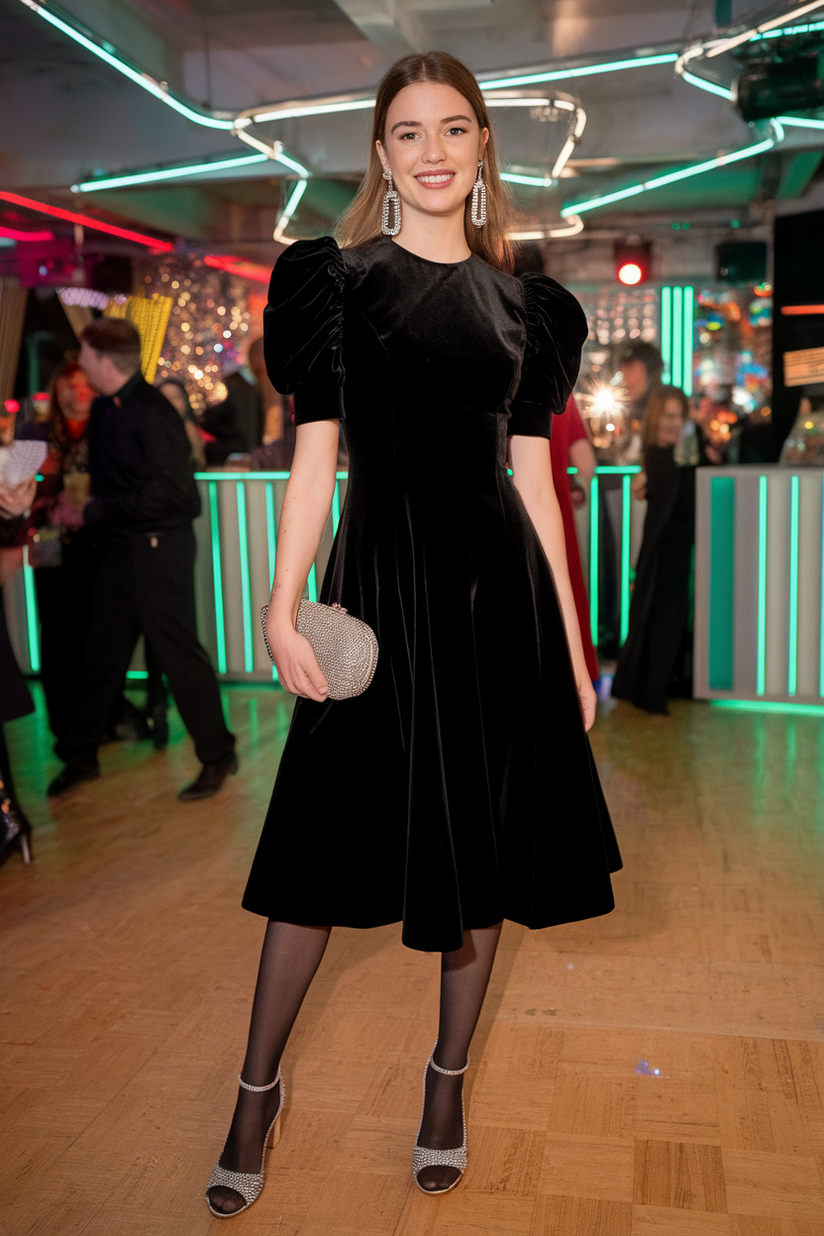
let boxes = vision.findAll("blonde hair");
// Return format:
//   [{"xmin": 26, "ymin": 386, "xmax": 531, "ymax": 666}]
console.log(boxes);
[{"xmin": 337, "ymin": 52, "xmax": 514, "ymax": 273}]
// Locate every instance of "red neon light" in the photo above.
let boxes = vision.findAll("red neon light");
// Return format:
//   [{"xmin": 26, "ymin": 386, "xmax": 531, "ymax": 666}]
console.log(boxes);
[
  {"xmin": 0, "ymin": 225, "xmax": 55, "ymax": 242},
  {"xmin": 617, "ymin": 261, "xmax": 643, "ymax": 286},
  {"xmin": 0, "ymin": 191, "xmax": 174, "ymax": 251},
  {"xmin": 204, "ymin": 254, "xmax": 271, "ymax": 284},
  {"xmin": 3, "ymin": 400, "xmax": 20, "ymax": 414}
]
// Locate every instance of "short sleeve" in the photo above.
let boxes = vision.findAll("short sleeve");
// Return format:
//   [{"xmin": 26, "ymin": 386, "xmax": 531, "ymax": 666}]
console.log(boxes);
[
  {"xmin": 507, "ymin": 274, "xmax": 588, "ymax": 439},
  {"xmin": 263, "ymin": 236, "xmax": 345, "ymax": 424}
]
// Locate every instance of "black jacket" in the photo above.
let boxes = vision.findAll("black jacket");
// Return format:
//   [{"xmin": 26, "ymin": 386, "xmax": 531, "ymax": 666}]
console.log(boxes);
[{"xmin": 84, "ymin": 373, "xmax": 200, "ymax": 537}]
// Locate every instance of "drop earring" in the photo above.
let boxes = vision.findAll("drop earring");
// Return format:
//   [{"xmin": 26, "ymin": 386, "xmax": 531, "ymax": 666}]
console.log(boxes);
[
  {"xmin": 470, "ymin": 160, "xmax": 487, "ymax": 228},
  {"xmin": 381, "ymin": 167, "xmax": 401, "ymax": 236}
]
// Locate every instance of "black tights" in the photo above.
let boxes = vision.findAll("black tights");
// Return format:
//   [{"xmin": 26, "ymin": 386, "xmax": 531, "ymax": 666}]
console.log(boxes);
[{"xmin": 207, "ymin": 920, "xmax": 502, "ymax": 1213}]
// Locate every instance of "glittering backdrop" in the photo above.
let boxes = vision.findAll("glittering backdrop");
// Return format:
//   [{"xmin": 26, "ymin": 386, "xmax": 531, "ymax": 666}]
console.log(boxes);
[{"xmin": 136, "ymin": 251, "xmax": 264, "ymax": 413}]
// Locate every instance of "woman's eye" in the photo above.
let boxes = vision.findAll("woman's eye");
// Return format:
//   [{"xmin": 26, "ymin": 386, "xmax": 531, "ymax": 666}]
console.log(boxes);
[
  {"xmin": 398, "ymin": 131, "xmax": 419, "ymax": 140},
  {"xmin": 446, "ymin": 127, "xmax": 467, "ymax": 135}
]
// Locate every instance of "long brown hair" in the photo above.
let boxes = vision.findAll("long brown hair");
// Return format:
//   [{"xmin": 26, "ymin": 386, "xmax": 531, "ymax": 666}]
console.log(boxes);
[
  {"xmin": 337, "ymin": 52, "xmax": 514, "ymax": 273},
  {"xmin": 642, "ymin": 384, "xmax": 689, "ymax": 450}
]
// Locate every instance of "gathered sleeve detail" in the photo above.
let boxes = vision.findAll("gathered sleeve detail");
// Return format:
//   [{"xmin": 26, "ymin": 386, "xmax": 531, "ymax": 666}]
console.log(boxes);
[
  {"xmin": 507, "ymin": 273, "xmax": 588, "ymax": 439},
  {"xmin": 263, "ymin": 236, "xmax": 346, "ymax": 424}
]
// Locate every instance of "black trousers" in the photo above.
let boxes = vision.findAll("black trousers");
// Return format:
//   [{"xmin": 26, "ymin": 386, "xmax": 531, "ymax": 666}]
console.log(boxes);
[{"xmin": 57, "ymin": 524, "xmax": 233, "ymax": 768}]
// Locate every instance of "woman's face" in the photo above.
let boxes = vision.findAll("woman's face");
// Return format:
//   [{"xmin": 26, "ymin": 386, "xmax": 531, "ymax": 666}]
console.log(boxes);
[
  {"xmin": 376, "ymin": 81, "xmax": 488, "ymax": 226},
  {"xmin": 657, "ymin": 398, "xmax": 685, "ymax": 447},
  {"xmin": 160, "ymin": 382, "xmax": 188, "ymax": 419},
  {"xmin": 56, "ymin": 372, "xmax": 96, "ymax": 421}
]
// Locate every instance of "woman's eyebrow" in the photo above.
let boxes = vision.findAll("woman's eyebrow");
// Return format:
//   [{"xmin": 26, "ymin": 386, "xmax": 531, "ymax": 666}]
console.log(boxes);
[{"xmin": 390, "ymin": 114, "xmax": 473, "ymax": 133}]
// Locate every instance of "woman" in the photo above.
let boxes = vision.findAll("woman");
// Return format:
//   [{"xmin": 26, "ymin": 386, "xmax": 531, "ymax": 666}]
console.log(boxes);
[
  {"xmin": 157, "ymin": 378, "xmax": 207, "ymax": 470},
  {"xmin": 207, "ymin": 52, "xmax": 620, "ymax": 1215},
  {"xmin": 612, "ymin": 385, "xmax": 707, "ymax": 715},
  {"xmin": 29, "ymin": 361, "xmax": 101, "ymax": 742},
  {"xmin": 551, "ymin": 395, "xmax": 599, "ymax": 682}
]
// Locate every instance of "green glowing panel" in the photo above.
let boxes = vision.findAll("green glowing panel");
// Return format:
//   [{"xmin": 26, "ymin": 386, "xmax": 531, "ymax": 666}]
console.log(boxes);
[
  {"xmin": 713, "ymin": 700, "xmax": 824, "ymax": 718},
  {"xmin": 788, "ymin": 475, "xmax": 799, "ymax": 697},
  {"xmin": 331, "ymin": 482, "xmax": 341, "ymax": 536},
  {"xmin": 126, "ymin": 670, "xmax": 149, "ymax": 680},
  {"xmin": 22, "ymin": 552, "xmax": 40, "ymax": 673},
  {"xmin": 208, "ymin": 481, "xmax": 227, "ymax": 675},
  {"xmin": 820, "ymin": 476, "xmax": 824, "ymax": 697},
  {"xmin": 683, "ymin": 286, "xmax": 694, "ymax": 396},
  {"xmin": 672, "ymin": 287, "xmax": 683, "ymax": 390},
  {"xmin": 589, "ymin": 475, "xmax": 599, "ymax": 646},
  {"xmin": 708, "ymin": 476, "xmax": 735, "ymax": 691},
  {"xmin": 757, "ymin": 475, "xmax": 767, "ymax": 696},
  {"xmin": 307, "ymin": 564, "xmax": 318, "ymax": 603},
  {"xmin": 660, "ymin": 287, "xmax": 672, "ymax": 385},
  {"xmin": 620, "ymin": 473, "xmax": 631, "ymax": 646},
  {"xmin": 236, "ymin": 483, "xmax": 254, "ymax": 674},
  {"xmin": 264, "ymin": 482, "xmax": 279, "ymax": 684}
]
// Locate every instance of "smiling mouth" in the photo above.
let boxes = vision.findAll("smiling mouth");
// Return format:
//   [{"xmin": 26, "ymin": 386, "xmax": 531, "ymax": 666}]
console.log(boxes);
[{"xmin": 415, "ymin": 172, "xmax": 456, "ymax": 186}]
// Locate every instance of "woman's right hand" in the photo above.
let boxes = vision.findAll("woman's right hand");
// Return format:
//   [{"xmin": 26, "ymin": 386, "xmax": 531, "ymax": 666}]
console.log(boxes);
[{"xmin": 268, "ymin": 620, "xmax": 329, "ymax": 701}]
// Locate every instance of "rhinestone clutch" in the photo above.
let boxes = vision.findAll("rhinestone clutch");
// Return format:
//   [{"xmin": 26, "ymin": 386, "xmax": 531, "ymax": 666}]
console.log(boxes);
[{"xmin": 260, "ymin": 600, "xmax": 379, "ymax": 700}]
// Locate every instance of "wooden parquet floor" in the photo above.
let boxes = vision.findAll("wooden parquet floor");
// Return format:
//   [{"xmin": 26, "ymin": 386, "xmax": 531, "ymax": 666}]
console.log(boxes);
[{"xmin": 2, "ymin": 686, "xmax": 824, "ymax": 1235}]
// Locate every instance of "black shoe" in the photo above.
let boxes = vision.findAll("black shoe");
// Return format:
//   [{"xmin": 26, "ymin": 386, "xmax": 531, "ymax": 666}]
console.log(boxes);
[
  {"xmin": 178, "ymin": 752, "xmax": 238, "ymax": 801},
  {"xmin": 149, "ymin": 704, "xmax": 169, "ymax": 751},
  {"xmin": 47, "ymin": 762, "xmax": 100, "ymax": 798}
]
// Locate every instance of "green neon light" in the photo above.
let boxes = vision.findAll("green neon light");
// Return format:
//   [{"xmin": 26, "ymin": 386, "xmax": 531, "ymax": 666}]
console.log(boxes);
[
  {"xmin": 20, "ymin": 0, "xmax": 236, "ymax": 129},
  {"xmin": 661, "ymin": 287, "xmax": 672, "ymax": 384},
  {"xmin": 757, "ymin": 475, "xmax": 767, "ymax": 696},
  {"xmin": 480, "ymin": 52, "xmax": 678, "ymax": 90},
  {"xmin": 778, "ymin": 114, "xmax": 824, "ymax": 130},
  {"xmin": 501, "ymin": 172, "xmax": 553, "ymax": 187},
  {"xmin": 788, "ymin": 475, "xmax": 799, "ymax": 697},
  {"xmin": 593, "ymin": 465, "xmax": 642, "ymax": 475},
  {"xmin": 589, "ymin": 474, "xmax": 599, "ymax": 647},
  {"xmin": 194, "ymin": 471, "xmax": 351, "ymax": 482},
  {"xmin": 307, "ymin": 564, "xmax": 318, "ymax": 603},
  {"xmin": 74, "ymin": 153, "xmax": 269, "ymax": 193},
  {"xmin": 331, "ymin": 481, "xmax": 341, "ymax": 535},
  {"xmin": 708, "ymin": 476, "xmax": 735, "ymax": 691},
  {"xmin": 21, "ymin": 550, "xmax": 40, "ymax": 673},
  {"xmin": 682, "ymin": 286, "xmax": 694, "ymax": 396},
  {"xmin": 275, "ymin": 151, "xmax": 311, "ymax": 177},
  {"xmin": 672, "ymin": 287, "xmax": 683, "ymax": 390},
  {"xmin": 681, "ymin": 70, "xmax": 735, "ymax": 100},
  {"xmin": 820, "ymin": 476, "xmax": 824, "ymax": 698},
  {"xmin": 264, "ymin": 481, "xmax": 279, "ymax": 685},
  {"xmin": 276, "ymin": 178, "xmax": 309, "ymax": 234},
  {"xmin": 208, "ymin": 481, "xmax": 227, "ymax": 674},
  {"xmin": 561, "ymin": 135, "xmax": 775, "ymax": 217},
  {"xmin": 713, "ymin": 700, "xmax": 824, "ymax": 717},
  {"xmin": 125, "ymin": 670, "xmax": 149, "ymax": 680},
  {"xmin": 620, "ymin": 473, "xmax": 631, "ymax": 647},
  {"xmin": 236, "ymin": 483, "xmax": 254, "ymax": 674}
]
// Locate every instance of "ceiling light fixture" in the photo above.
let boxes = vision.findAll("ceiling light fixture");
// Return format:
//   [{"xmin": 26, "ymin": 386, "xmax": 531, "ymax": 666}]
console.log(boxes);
[
  {"xmin": 204, "ymin": 255, "xmax": 271, "ymax": 284},
  {"xmin": 0, "ymin": 225, "xmax": 54, "ymax": 242},
  {"xmin": 561, "ymin": 126, "xmax": 779, "ymax": 217},
  {"xmin": 0, "ymin": 190, "xmax": 173, "ymax": 249},
  {"xmin": 72, "ymin": 152, "xmax": 271, "ymax": 193},
  {"xmin": 18, "ymin": 0, "xmax": 238, "ymax": 130},
  {"xmin": 508, "ymin": 215, "xmax": 584, "ymax": 239},
  {"xmin": 706, "ymin": 0, "xmax": 824, "ymax": 57},
  {"xmin": 479, "ymin": 52, "xmax": 678, "ymax": 91},
  {"xmin": 273, "ymin": 179, "xmax": 309, "ymax": 244}
]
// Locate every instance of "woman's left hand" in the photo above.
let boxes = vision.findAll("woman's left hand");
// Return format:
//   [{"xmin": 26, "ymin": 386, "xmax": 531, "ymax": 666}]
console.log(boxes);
[{"xmin": 577, "ymin": 672, "xmax": 596, "ymax": 732}]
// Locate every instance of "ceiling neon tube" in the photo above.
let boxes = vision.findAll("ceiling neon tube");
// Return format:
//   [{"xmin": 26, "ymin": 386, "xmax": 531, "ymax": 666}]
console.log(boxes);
[
  {"xmin": 0, "ymin": 225, "xmax": 54, "ymax": 241},
  {"xmin": 561, "ymin": 132, "xmax": 776, "ymax": 217},
  {"xmin": 18, "ymin": 0, "xmax": 237, "ymax": 130},
  {"xmin": 72, "ymin": 152, "xmax": 270, "ymax": 193},
  {"xmin": 479, "ymin": 52, "xmax": 678, "ymax": 90},
  {"xmin": 0, "ymin": 190, "xmax": 173, "ymax": 249}
]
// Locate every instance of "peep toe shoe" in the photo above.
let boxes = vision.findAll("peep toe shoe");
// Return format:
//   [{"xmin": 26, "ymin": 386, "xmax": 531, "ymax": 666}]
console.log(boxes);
[
  {"xmin": 206, "ymin": 1068, "xmax": 285, "ymax": 1218},
  {"xmin": 412, "ymin": 1046, "xmax": 469, "ymax": 1195}
]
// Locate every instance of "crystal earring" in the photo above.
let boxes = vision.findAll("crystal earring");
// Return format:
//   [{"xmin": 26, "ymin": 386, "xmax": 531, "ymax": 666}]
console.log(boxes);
[
  {"xmin": 470, "ymin": 160, "xmax": 487, "ymax": 228},
  {"xmin": 381, "ymin": 167, "xmax": 401, "ymax": 236}
]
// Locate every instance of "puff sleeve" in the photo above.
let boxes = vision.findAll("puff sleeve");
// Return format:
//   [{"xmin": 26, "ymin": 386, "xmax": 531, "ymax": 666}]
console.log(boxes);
[
  {"xmin": 263, "ymin": 236, "xmax": 345, "ymax": 424},
  {"xmin": 507, "ymin": 273, "xmax": 588, "ymax": 439}
]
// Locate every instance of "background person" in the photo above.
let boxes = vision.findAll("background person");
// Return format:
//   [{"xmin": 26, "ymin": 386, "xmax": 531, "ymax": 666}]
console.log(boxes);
[
  {"xmin": 158, "ymin": 377, "xmax": 207, "ymax": 470},
  {"xmin": 611, "ymin": 385, "xmax": 711, "ymax": 715},
  {"xmin": 47, "ymin": 319, "xmax": 236, "ymax": 801}
]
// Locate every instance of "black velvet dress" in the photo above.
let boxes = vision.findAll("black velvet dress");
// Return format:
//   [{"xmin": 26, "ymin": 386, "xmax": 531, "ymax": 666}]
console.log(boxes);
[{"xmin": 243, "ymin": 236, "xmax": 621, "ymax": 953}]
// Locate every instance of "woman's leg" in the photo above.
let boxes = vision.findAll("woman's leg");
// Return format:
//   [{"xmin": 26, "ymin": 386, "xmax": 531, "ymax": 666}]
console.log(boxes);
[
  {"xmin": 416, "ymin": 922, "xmax": 503, "ymax": 1193},
  {"xmin": 208, "ymin": 921, "xmax": 331, "ymax": 1215}
]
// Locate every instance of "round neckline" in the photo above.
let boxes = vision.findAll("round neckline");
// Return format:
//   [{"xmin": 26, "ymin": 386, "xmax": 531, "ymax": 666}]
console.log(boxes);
[{"xmin": 384, "ymin": 237, "xmax": 475, "ymax": 268}]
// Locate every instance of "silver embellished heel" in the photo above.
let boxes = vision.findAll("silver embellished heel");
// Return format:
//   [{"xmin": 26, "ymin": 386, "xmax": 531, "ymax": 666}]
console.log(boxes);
[
  {"xmin": 206, "ymin": 1068, "xmax": 285, "ymax": 1218},
  {"xmin": 412, "ymin": 1044, "xmax": 469, "ymax": 1195}
]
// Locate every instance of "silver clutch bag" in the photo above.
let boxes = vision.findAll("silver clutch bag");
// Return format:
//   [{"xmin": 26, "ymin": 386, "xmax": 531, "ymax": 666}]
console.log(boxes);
[{"xmin": 260, "ymin": 600, "xmax": 379, "ymax": 700}]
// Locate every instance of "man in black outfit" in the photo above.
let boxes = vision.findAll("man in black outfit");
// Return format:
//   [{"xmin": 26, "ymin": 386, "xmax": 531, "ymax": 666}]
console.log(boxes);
[{"xmin": 47, "ymin": 319, "xmax": 237, "ymax": 800}]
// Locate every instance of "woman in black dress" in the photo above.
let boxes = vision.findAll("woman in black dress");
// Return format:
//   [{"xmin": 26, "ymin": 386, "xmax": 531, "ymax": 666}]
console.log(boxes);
[
  {"xmin": 612, "ymin": 386, "xmax": 709, "ymax": 714},
  {"xmin": 207, "ymin": 51, "xmax": 620, "ymax": 1215}
]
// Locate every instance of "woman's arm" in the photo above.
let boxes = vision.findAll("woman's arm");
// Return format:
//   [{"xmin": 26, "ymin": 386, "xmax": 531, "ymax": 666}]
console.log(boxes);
[
  {"xmin": 265, "ymin": 419, "xmax": 339, "ymax": 701},
  {"xmin": 568, "ymin": 436, "xmax": 596, "ymax": 488},
  {"xmin": 509, "ymin": 434, "xmax": 597, "ymax": 731}
]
